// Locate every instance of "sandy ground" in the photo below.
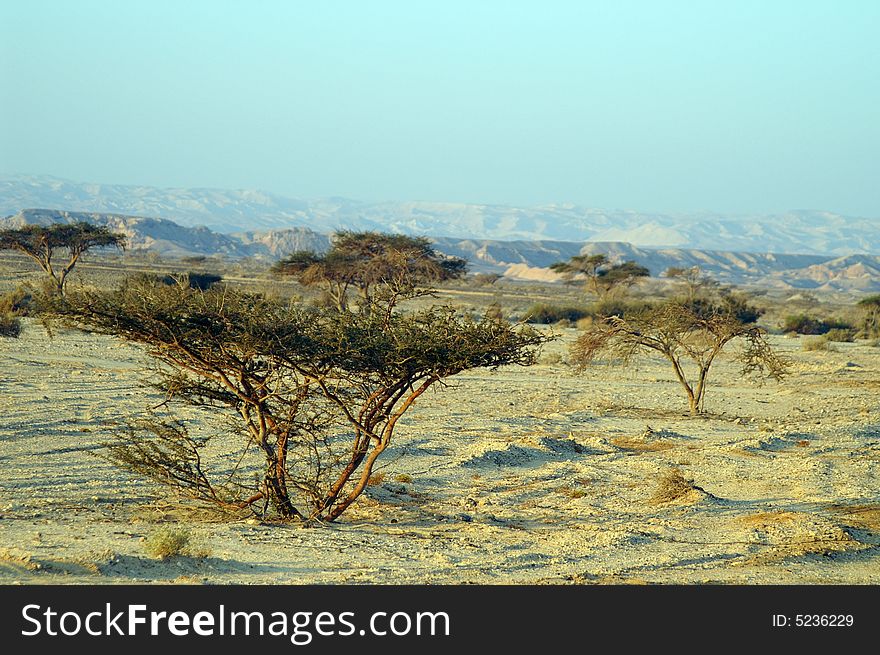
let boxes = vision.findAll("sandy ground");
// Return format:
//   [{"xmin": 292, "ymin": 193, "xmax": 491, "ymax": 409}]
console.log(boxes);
[{"xmin": 1, "ymin": 318, "xmax": 878, "ymax": 584}]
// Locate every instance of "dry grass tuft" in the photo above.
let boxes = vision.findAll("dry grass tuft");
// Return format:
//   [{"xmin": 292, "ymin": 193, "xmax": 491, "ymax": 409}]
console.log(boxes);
[
  {"xmin": 612, "ymin": 436, "xmax": 675, "ymax": 453},
  {"xmin": 651, "ymin": 469, "xmax": 703, "ymax": 504},
  {"xmin": 828, "ymin": 504, "xmax": 880, "ymax": 532},
  {"xmin": 367, "ymin": 472, "xmax": 386, "ymax": 486}
]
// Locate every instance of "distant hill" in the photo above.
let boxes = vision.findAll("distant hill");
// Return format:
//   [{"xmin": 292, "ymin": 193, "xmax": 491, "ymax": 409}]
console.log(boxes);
[
  {"xmin": 3, "ymin": 208, "xmax": 880, "ymax": 292},
  {"xmin": 2, "ymin": 175, "xmax": 879, "ymax": 255}
]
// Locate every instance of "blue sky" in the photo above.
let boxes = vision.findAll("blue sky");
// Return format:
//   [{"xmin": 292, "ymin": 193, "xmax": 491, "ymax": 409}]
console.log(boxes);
[{"xmin": 1, "ymin": 1, "xmax": 878, "ymax": 215}]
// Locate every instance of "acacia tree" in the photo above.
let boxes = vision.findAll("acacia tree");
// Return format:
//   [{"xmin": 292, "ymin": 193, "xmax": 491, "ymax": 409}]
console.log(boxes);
[
  {"xmin": 272, "ymin": 231, "xmax": 467, "ymax": 313},
  {"xmin": 571, "ymin": 301, "xmax": 787, "ymax": 415},
  {"xmin": 57, "ymin": 281, "xmax": 546, "ymax": 522},
  {"xmin": 550, "ymin": 254, "xmax": 649, "ymax": 300},
  {"xmin": 0, "ymin": 222, "xmax": 126, "ymax": 295},
  {"xmin": 664, "ymin": 266, "xmax": 719, "ymax": 302}
]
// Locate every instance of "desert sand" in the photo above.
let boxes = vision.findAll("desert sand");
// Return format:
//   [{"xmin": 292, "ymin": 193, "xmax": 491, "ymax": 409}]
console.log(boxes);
[{"xmin": 1, "ymin": 318, "xmax": 878, "ymax": 584}]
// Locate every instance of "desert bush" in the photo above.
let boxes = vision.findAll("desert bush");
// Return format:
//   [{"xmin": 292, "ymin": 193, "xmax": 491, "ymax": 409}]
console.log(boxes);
[
  {"xmin": 782, "ymin": 314, "xmax": 851, "ymax": 335},
  {"xmin": 589, "ymin": 298, "xmax": 652, "ymax": 319},
  {"xmin": 144, "ymin": 526, "xmax": 191, "ymax": 559},
  {"xmin": 56, "ymin": 281, "xmax": 547, "ymax": 522},
  {"xmin": 651, "ymin": 469, "xmax": 700, "ymax": 503},
  {"xmin": 802, "ymin": 336, "xmax": 833, "ymax": 351},
  {"xmin": 470, "ymin": 272, "xmax": 503, "ymax": 287},
  {"xmin": 484, "ymin": 302, "xmax": 504, "ymax": 321},
  {"xmin": 524, "ymin": 303, "xmax": 590, "ymax": 324},
  {"xmin": 572, "ymin": 301, "xmax": 788, "ymax": 415},
  {"xmin": 0, "ymin": 312, "xmax": 22, "ymax": 338},
  {"xmin": 824, "ymin": 327, "xmax": 855, "ymax": 342},
  {"xmin": 0, "ymin": 286, "xmax": 35, "ymax": 316}
]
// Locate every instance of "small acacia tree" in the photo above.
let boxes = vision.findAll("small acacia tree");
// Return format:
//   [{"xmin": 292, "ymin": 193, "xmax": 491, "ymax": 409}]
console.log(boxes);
[
  {"xmin": 550, "ymin": 254, "xmax": 649, "ymax": 300},
  {"xmin": 0, "ymin": 222, "xmax": 126, "ymax": 295},
  {"xmin": 57, "ymin": 280, "xmax": 546, "ymax": 522},
  {"xmin": 571, "ymin": 300, "xmax": 788, "ymax": 415},
  {"xmin": 272, "ymin": 231, "xmax": 467, "ymax": 312}
]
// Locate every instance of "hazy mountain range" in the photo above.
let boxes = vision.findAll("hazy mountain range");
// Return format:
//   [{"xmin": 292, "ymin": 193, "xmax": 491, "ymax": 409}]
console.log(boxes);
[
  {"xmin": 3, "ymin": 208, "xmax": 880, "ymax": 292},
  {"xmin": 2, "ymin": 176, "xmax": 879, "ymax": 255}
]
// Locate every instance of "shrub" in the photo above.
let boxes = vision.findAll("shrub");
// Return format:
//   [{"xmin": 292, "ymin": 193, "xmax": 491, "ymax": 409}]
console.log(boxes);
[
  {"xmin": 824, "ymin": 328, "xmax": 855, "ymax": 342},
  {"xmin": 782, "ymin": 314, "xmax": 852, "ymax": 335},
  {"xmin": 589, "ymin": 299, "xmax": 651, "ymax": 319},
  {"xmin": 0, "ymin": 312, "xmax": 21, "ymax": 338},
  {"xmin": 524, "ymin": 303, "xmax": 590, "ymax": 324},
  {"xmin": 0, "ymin": 286, "xmax": 35, "ymax": 316},
  {"xmin": 144, "ymin": 526, "xmax": 191, "ymax": 560},
  {"xmin": 802, "ymin": 336, "xmax": 832, "ymax": 351}
]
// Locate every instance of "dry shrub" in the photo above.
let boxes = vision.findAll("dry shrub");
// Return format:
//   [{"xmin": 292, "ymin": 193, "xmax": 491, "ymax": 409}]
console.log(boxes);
[
  {"xmin": 828, "ymin": 504, "xmax": 880, "ymax": 532},
  {"xmin": 393, "ymin": 473, "xmax": 413, "ymax": 484},
  {"xmin": 611, "ymin": 436, "xmax": 675, "ymax": 453},
  {"xmin": 554, "ymin": 485, "xmax": 587, "ymax": 499},
  {"xmin": 367, "ymin": 472, "xmax": 386, "ymax": 486},
  {"xmin": 651, "ymin": 469, "xmax": 700, "ymax": 504},
  {"xmin": 144, "ymin": 526, "xmax": 191, "ymax": 560},
  {"xmin": 0, "ymin": 312, "xmax": 21, "ymax": 338},
  {"xmin": 802, "ymin": 336, "xmax": 833, "ymax": 352}
]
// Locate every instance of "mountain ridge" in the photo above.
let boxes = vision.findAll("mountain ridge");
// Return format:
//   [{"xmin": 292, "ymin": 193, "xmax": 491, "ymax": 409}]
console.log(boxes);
[
  {"xmin": 2, "ymin": 175, "xmax": 878, "ymax": 256},
  {"xmin": 3, "ymin": 208, "xmax": 880, "ymax": 293}
]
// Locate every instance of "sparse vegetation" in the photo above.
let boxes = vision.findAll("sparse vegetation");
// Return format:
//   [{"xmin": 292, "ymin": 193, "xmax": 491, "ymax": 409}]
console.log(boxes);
[
  {"xmin": 550, "ymin": 254, "xmax": 650, "ymax": 301},
  {"xmin": 524, "ymin": 303, "xmax": 590, "ymax": 324},
  {"xmin": 272, "ymin": 231, "xmax": 467, "ymax": 312},
  {"xmin": 782, "ymin": 314, "xmax": 852, "ymax": 335},
  {"xmin": 0, "ymin": 222, "xmax": 126, "ymax": 295},
  {"xmin": 55, "ymin": 265, "xmax": 547, "ymax": 522},
  {"xmin": 144, "ymin": 526, "xmax": 191, "ymax": 560},
  {"xmin": 572, "ymin": 300, "xmax": 788, "ymax": 414}
]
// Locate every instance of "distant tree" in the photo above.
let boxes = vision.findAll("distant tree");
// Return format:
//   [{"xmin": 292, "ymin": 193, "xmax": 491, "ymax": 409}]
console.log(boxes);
[
  {"xmin": 273, "ymin": 231, "xmax": 467, "ymax": 312},
  {"xmin": 551, "ymin": 254, "xmax": 649, "ymax": 300},
  {"xmin": 0, "ymin": 222, "xmax": 126, "ymax": 295},
  {"xmin": 664, "ymin": 266, "xmax": 719, "ymax": 302},
  {"xmin": 571, "ymin": 301, "xmax": 787, "ymax": 415},
  {"xmin": 471, "ymin": 272, "xmax": 503, "ymax": 287},
  {"xmin": 857, "ymin": 294, "xmax": 880, "ymax": 338}
]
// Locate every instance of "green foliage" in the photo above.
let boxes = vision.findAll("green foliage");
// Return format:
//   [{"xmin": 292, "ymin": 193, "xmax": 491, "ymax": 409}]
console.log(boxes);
[
  {"xmin": 144, "ymin": 526, "xmax": 192, "ymax": 560},
  {"xmin": 524, "ymin": 303, "xmax": 590, "ymax": 324},
  {"xmin": 782, "ymin": 314, "xmax": 852, "ymax": 335},
  {"xmin": 551, "ymin": 254, "xmax": 650, "ymax": 300}
]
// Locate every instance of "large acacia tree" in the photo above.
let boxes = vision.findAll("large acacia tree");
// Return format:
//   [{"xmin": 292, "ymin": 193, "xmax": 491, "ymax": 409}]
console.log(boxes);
[
  {"xmin": 572, "ymin": 300, "xmax": 787, "ymax": 415},
  {"xmin": 272, "ymin": 231, "xmax": 467, "ymax": 312},
  {"xmin": 0, "ymin": 222, "xmax": 126, "ymax": 294},
  {"xmin": 57, "ymin": 280, "xmax": 546, "ymax": 522}
]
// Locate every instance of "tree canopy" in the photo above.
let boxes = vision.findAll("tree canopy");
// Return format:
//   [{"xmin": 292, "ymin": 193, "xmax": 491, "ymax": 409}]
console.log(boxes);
[
  {"xmin": 550, "ymin": 253, "xmax": 649, "ymax": 300},
  {"xmin": 0, "ymin": 222, "xmax": 126, "ymax": 294},
  {"xmin": 272, "ymin": 231, "xmax": 467, "ymax": 311}
]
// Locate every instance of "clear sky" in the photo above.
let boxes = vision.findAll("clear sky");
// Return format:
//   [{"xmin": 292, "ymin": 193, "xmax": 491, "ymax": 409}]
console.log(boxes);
[{"xmin": 1, "ymin": 0, "xmax": 878, "ymax": 215}]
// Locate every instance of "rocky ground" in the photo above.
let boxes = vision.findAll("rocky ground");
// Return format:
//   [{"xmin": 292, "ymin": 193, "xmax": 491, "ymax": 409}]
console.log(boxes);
[{"xmin": 1, "ymin": 319, "xmax": 878, "ymax": 584}]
